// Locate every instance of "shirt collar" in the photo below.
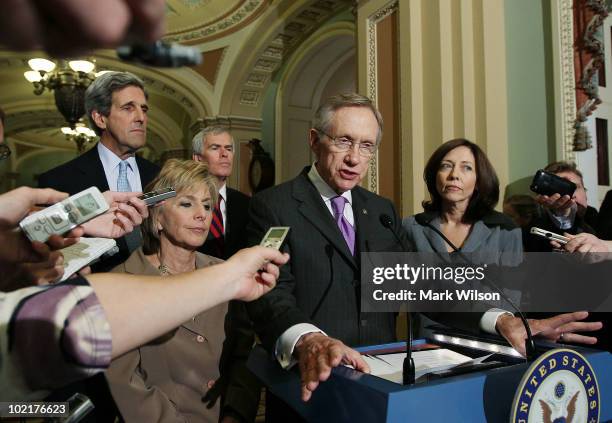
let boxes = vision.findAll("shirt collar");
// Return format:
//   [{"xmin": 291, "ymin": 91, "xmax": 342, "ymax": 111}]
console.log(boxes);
[
  {"xmin": 218, "ymin": 183, "xmax": 227, "ymax": 202},
  {"xmin": 307, "ymin": 163, "xmax": 352, "ymax": 205},
  {"xmin": 97, "ymin": 142, "xmax": 137, "ymax": 170}
]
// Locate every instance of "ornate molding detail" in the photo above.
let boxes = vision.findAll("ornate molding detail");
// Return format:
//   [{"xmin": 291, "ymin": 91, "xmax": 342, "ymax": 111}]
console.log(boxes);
[
  {"xmin": 558, "ymin": 0, "xmax": 577, "ymax": 161},
  {"xmin": 239, "ymin": 90, "xmax": 260, "ymax": 105},
  {"xmin": 201, "ymin": 115, "xmax": 262, "ymax": 129},
  {"xmin": 231, "ymin": 0, "xmax": 353, "ymax": 108},
  {"xmin": 365, "ymin": 0, "xmax": 398, "ymax": 193},
  {"xmin": 164, "ymin": 0, "xmax": 269, "ymax": 44},
  {"xmin": 191, "ymin": 114, "xmax": 262, "ymax": 139},
  {"xmin": 5, "ymin": 110, "xmax": 66, "ymax": 135},
  {"xmin": 245, "ymin": 73, "xmax": 268, "ymax": 88}
]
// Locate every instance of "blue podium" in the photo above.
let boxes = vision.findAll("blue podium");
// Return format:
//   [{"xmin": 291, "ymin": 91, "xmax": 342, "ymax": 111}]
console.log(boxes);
[{"xmin": 248, "ymin": 340, "xmax": 612, "ymax": 422}]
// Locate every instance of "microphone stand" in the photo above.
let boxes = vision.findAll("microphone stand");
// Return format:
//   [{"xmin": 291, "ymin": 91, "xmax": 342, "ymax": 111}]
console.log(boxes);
[{"xmin": 378, "ymin": 214, "xmax": 416, "ymax": 385}]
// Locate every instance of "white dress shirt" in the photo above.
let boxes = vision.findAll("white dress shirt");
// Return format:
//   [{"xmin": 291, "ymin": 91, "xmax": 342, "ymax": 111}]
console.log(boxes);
[
  {"xmin": 218, "ymin": 183, "xmax": 227, "ymax": 230},
  {"xmin": 97, "ymin": 142, "xmax": 143, "ymax": 192}
]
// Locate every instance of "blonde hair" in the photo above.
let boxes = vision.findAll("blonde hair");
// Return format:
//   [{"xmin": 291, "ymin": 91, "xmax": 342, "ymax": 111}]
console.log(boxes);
[{"xmin": 141, "ymin": 159, "xmax": 218, "ymax": 254}]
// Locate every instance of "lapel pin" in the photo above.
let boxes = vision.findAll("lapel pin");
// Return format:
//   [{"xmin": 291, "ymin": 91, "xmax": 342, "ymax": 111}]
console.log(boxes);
[{"xmin": 362, "ymin": 209, "xmax": 368, "ymax": 215}]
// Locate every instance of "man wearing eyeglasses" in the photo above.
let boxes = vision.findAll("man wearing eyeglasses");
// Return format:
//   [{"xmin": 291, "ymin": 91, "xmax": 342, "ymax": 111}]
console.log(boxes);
[{"xmin": 246, "ymin": 93, "xmax": 421, "ymax": 420}]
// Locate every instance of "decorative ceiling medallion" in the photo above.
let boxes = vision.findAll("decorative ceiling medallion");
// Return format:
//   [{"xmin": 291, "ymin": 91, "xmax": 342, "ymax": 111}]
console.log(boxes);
[{"xmin": 164, "ymin": 0, "xmax": 271, "ymax": 44}]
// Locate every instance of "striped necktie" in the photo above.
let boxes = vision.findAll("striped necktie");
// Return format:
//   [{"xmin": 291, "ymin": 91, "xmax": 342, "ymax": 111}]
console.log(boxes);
[
  {"xmin": 117, "ymin": 160, "xmax": 132, "ymax": 192},
  {"xmin": 210, "ymin": 195, "xmax": 225, "ymax": 257},
  {"xmin": 117, "ymin": 160, "xmax": 141, "ymax": 251},
  {"xmin": 331, "ymin": 195, "xmax": 355, "ymax": 255}
]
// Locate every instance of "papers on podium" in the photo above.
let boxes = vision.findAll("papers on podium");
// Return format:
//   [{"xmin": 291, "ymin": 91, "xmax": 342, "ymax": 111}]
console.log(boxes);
[{"xmin": 362, "ymin": 349, "xmax": 480, "ymax": 383}]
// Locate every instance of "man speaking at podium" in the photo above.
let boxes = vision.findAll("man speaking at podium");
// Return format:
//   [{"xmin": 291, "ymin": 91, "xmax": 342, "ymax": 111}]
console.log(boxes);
[
  {"xmin": 246, "ymin": 94, "xmax": 481, "ymax": 418},
  {"xmin": 245, "ymin": 93, "xmax": 599, "ymax": 420}
]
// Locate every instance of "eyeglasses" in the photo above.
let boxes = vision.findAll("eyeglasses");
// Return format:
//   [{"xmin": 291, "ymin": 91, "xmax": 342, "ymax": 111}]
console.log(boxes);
[{"xmin": 317, "ymin": 129, "xmax": 378, "ymax": 157}]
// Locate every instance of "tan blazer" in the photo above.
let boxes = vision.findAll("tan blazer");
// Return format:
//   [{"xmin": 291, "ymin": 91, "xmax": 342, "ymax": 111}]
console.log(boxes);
[{"xmin": 105, "ymin": 249, "xmax": 227, "ymax": 423}]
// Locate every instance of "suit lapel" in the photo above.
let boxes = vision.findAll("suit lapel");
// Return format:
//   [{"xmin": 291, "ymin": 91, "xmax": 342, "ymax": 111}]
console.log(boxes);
[
  {"xmin": 292, "ymin": 173, "xmax": 356, "ymax": 267},
  {"xmin": 76, "ymin": 144, "xmax": 110, "ymax": 191},
  {"xmin": 224, "ymin": 188, "xmax": 235, "ymax": 242},
  {"xmin": 461, "ymin": 220, "xmax": 490, "ymax": 252},
  {"xmin": 135, "ymin": 155, "xmax": 158, "ymax": 188}
]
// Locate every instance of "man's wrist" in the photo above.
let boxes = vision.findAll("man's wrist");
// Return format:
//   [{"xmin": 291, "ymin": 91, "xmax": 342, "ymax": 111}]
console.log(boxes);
[{"xmin": 495, "ymin": 313, "xmax": 515, "ymax": 335}]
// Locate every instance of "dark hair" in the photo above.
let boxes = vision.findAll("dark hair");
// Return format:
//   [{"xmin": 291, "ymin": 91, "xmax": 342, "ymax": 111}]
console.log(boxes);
[
  {"xmin": 422, "ymin": 138, "xmax": 499, "ymax": 223},
  {"xmin": 544, "ymin": 161, "xmax": 583, "ymax": 183},
  {"xmin": 0, "ymin": 106, "xmax": 5, "ymax": 124}
]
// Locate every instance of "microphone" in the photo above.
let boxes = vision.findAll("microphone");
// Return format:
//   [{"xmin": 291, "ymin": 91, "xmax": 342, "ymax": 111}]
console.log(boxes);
[
  {"xmin": 378, "ymin": 214, "xmax": 415, "ymax": 385},
  {"xmin": 117, "ymin": 41, "xmax": 203, "ymax": 67},
  {"xmin": 310, "ymin": 244, "xmax": 334, "ymax": 319},
  {"xmin": 413, "ymin": 213, "xmax": 536, "ymax": 361}
]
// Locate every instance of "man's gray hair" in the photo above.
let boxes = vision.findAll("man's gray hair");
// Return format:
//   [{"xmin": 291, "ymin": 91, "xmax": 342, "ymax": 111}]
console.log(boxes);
[
  {"xmin": 192, "ymin": 126, "xmax": 234, "ymax": 154},
  {"xmin": 85, "ymin": 71, "xmax": 147, "ymax": 135},
  {"xmin": 313, "ymin": 92, "xmax": 384, "ymax": 144}
]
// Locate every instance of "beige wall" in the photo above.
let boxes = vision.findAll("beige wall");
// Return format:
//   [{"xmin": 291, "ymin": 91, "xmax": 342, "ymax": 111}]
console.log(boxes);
[{"xmin": 357, "ymin": 0, "xmax": 509, "ymax": 216}]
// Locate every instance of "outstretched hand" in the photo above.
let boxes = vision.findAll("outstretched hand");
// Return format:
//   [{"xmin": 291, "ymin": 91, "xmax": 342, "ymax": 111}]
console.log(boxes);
[
  {"xmin": 294, "ymin": 333, "xmax": 370, "ymax": 402},
  {"xmin": 225, "ymin": 246, "xmax": 290, "ymax": 302},
  {"xmin": 496, "ymin": 311, "xmax": 601, "ymax": 356}
]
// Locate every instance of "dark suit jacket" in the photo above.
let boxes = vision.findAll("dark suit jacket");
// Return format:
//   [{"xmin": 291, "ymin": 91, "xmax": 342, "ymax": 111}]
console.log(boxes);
[
  {"xmin": 37, "ymin": 144, "xmax": 159, "ymax": 270},
  {"xmin": 246, "ymin": 167, "xmax": 413, "ymax": 351},
  {"xmin": 198, "ymin": 187, "xmax": 251, "ymax": 259},
  {"xmin": 197, "ymin": 188, "xmax": 261, "ymax": 422}
]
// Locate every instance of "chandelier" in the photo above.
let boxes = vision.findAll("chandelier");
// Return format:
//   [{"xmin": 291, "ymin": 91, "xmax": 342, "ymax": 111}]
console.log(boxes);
[
  {"xmin": 61, "ymin": 122, "xmax": 97, "ymax": 153},
  {"xmin": 24, "ymin": 58, "xmax": 104, "ymax": 129}
]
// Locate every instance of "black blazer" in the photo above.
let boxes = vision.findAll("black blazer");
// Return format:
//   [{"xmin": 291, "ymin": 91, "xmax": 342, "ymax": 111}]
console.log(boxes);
[
  {"xmin": 246, "ymin": 168, "xmax": 481, "ymax": 353},
  {"xmin": 38, "ymin": 143, "xmax": 159, "ymax": 194},
  {"xmin": 196, "ymin": 187, "xmax": 261, "ymax": 422},
  {"xmin": 198, "ymin": 187, "xmax": 251, "ymax": 259},
  {"xmin": 38, "ymin": 144, "xmax": 159, "ymax": 270},
  {"xmin": 246, "ymin": 167, "xmax": 411, "ymax": 351}
]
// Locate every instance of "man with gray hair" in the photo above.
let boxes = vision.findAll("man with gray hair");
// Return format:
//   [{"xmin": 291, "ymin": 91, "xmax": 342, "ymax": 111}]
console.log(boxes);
[
  {"xmin": 39, "ymin": 71, "xmax": 158, "ymax": 198},
  {"xmin": 37, "ymin": 70, "xmax": 160, "ymax": 420},
  {"xmin": 39, "ymin": 71, "xmax": 159, "ymax": 262},
  {"xmin": 192, "ymin": 126, "xmax": 250, "ymax": 258}
]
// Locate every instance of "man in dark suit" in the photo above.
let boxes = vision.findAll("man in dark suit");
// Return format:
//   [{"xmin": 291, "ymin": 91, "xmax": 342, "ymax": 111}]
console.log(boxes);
[
  {"xmin": 246, "ymin": 94, "xmax": 408, "ymax": 413},
  {"xmin": 192, "ymin": 127, "xmax": 259, "ymax": 423},
  {"xmin": 192, "ymin": 126, "xmax": 250, "ymax": 259},
  {"xmin": 245, "ymin": 94, "xmax": 588, "ymax": 415},
  {"xmin": 38, "ymin": 71, "xmax": 159, "ymax": 270},
  {"xmin": 37, "ymin": 72, "xmax": 159, "ymax": 421}
]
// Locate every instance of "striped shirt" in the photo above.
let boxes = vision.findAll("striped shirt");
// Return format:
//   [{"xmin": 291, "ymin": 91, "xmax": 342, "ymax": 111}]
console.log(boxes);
[{"xmin": 0, "ymin": 278, "xmax": 112, "ymax": 400}]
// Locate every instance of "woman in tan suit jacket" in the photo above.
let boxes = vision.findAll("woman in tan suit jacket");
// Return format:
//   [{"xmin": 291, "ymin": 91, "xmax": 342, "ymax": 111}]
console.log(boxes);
[{"xmin": 105, "ymin": 159, "xmax": 255, "ymax": 422}]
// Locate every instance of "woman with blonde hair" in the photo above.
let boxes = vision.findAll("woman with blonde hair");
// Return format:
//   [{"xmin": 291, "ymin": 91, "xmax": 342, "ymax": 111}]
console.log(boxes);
[{"xmin": 106, "ymin": 158, "xmax": 258, "ymax": 422}]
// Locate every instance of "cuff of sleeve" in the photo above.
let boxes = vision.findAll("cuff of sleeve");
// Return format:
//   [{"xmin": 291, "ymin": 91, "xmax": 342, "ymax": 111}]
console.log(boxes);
[
  {"xmin": 274, "ymin": 323, "xmax": 325, "ymax": 369},
  {"xmin": 480, "ymin": 308, "xmax": 513, "ymax": 334}
]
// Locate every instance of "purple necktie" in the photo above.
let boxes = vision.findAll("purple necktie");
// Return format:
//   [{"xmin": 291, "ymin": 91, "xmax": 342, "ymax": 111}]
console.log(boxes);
[{"xmin": 331, "ymin": 196, "xmax": 355, "ymax": 255}]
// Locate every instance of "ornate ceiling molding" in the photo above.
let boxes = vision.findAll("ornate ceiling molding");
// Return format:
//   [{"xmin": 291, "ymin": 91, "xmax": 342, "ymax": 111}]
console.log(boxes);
[
  {"xmin": 164, "ymin": 0, "xmax": 271, "ymax": 44},
  {"xmin": 221, "ymin": 0, "xmax": 353, "ymax": 114}
]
